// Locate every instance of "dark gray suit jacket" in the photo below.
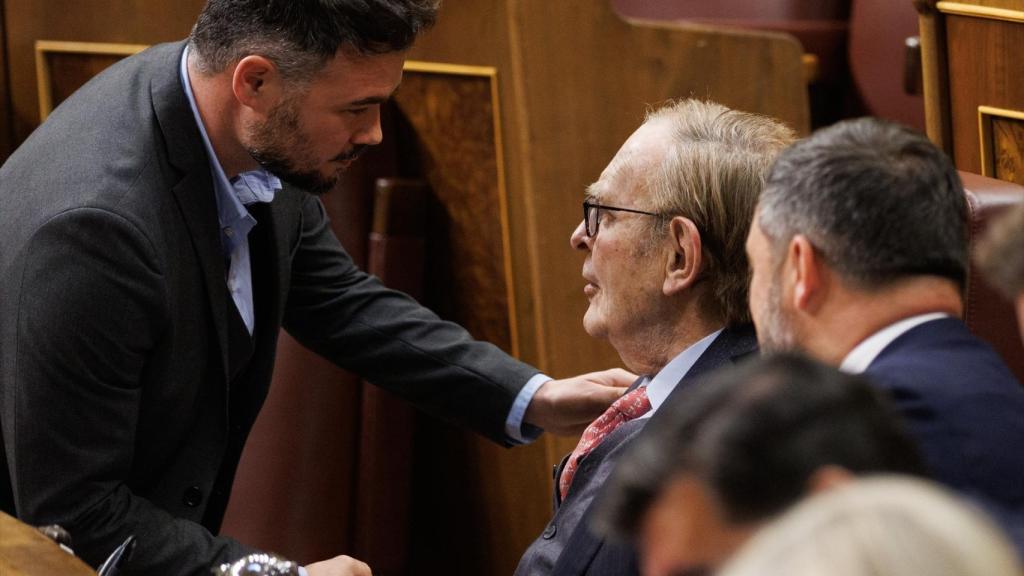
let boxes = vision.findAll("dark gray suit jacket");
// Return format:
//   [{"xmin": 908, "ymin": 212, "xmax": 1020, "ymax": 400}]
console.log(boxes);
[
  {"xmin": 514, "ymin": 326, "xmax": 758, "ymax": 576},
  {"xmin": 0, "ymin": 41, "xmax": 536, "ymax": 575}
]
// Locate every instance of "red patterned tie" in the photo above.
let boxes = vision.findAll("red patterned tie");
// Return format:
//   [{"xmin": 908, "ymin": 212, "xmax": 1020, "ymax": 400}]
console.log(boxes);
[{"xmin": 559, "ymin": 384, "xmax": 651, "ymax": 499}]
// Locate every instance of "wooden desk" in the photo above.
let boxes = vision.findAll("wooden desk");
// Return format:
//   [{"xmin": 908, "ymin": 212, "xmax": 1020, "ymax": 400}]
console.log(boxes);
[{"xmin": 0, "ymin": 512, "xmax": 94, "ymax": 575}]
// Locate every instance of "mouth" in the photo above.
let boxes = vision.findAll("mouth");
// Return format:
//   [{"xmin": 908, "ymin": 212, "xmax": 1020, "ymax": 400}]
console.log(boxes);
[
  {"xmin": 582, "ymin": 268, "xmax": 599, "ymax": 297},
  {"xmin": 333, "ymin": 145, "xmax": 368, "ymax": 165}
]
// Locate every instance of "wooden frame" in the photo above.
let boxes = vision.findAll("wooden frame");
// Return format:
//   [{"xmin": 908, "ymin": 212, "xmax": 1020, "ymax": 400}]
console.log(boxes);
[
  {"xmin": 401, "ymin": 60, "xmax": 520, "ymax": 357},
  {"xmin": 936, "ymin": 2, "xmax": 1024, "ymax": 23},
  {"xmin": 34, "ymin": 40, "xmax": 148, "ymax": 121},
  {"xmin": 978, "ymin": 104, "xmax": 1024, "ymax": 179}
]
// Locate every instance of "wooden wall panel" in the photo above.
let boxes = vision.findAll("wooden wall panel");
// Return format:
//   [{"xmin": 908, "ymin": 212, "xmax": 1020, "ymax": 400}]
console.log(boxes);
[
  {"xmin": 945, "ymin": 14, "xmax": 1024, "ymax": 173},
  {"xmin": 3, "ymin": 0, "xmax": 204, "ymax": 144},
  {"xmin": 0, "ymin": 1, "xmax": 13, "ymax": 161}
]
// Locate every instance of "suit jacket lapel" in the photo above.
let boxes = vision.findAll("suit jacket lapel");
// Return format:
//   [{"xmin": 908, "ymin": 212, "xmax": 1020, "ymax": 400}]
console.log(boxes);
[
  {"xmin": 151, "ymin": 42, "xmax": 232, "ymax": 383},
  {"xmin": 550, "ymin": 325, "xmax": 759, "ymax": 576}
]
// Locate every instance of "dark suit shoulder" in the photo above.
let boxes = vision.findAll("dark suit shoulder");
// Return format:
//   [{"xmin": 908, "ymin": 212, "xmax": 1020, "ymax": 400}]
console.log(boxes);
[{"xmin": 865, "ymin": 317, "xmax": 1024, "ymax": 511}]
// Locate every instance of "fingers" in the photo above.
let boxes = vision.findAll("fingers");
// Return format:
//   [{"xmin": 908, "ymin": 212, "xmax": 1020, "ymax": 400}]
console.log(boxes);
[
  {"xmin": 523, "ymin": 369, "xmax": 638, "ymax": 435},
  {"xmin": 305, "ymin": 555, "xmax": 372, "ymax": 576}
]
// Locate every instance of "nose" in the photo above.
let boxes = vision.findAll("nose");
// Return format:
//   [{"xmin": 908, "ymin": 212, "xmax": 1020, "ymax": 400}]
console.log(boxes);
[
  {"xmin": 570, "ymin": 219, "xmax": 590, "ymax": 251},
  {"xmin": 353, "ymin": 106, "xmax": 383, "ymax": 146}
]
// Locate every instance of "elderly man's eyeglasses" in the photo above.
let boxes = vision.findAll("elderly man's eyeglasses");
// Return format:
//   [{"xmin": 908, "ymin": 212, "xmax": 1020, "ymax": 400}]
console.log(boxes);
[{"xmin": 583, "ymin": 201, "xmax": 660, "ymax": 237}]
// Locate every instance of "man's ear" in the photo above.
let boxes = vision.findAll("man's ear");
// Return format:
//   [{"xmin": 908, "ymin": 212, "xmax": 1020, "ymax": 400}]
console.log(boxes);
[
  {"xmin": 664, "ymin": 216, "xmax": 702, "ymax": 296},
  {"xmin": 788, "ymin": 234, "xmax": 827, "ymax": 313},
  {"xmin": 231, "ymin": 55, "xmax": 284, "ymax": 114}
]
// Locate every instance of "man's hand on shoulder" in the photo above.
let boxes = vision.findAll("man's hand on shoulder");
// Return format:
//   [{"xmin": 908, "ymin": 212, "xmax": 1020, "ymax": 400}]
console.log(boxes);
[
  {"xmin": 305, "ymin": 555, "xmax": 372, "ymax": 576},
  {"xmin": 524, "ymin": 368, "xmax": 636, "ymax": 435}
]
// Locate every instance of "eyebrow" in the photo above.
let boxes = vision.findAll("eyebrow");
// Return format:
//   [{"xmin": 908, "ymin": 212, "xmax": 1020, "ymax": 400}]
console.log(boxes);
[{"xmin": 346, "ymin": 86, "xmax": 401, "ymax": 108}]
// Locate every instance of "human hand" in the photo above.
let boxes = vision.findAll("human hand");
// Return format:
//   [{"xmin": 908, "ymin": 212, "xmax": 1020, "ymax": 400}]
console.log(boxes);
[
  {"xmin": 523, "ymin": 368, "xmax": 636, "ymax": 435},
  {"xmin": 305, "ymin": 555, "xmax": 372, "ymax": 576}
]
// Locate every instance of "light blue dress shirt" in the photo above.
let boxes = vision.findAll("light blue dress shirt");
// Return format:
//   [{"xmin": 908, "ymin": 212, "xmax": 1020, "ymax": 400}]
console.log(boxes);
[
  {"xmin": 180, "ymin": 47, "xmax": 280, "ymax": 335},
  {"xmin": 179, "ymin": 47, "xmax": 543, "ymax": 443},
  {"xmin": 637, "ymin": 328, "xmax": 723, "ymax": 419}
]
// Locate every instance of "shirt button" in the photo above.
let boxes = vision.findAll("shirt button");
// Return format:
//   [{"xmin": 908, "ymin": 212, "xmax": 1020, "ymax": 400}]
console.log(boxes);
[
  {"xmin": 224, "ymin": 227, "xmax": 234, "ymax": 237},
  {"xmin": 542, "ymin": 522, "xmax": 557, "ymax": 539}
]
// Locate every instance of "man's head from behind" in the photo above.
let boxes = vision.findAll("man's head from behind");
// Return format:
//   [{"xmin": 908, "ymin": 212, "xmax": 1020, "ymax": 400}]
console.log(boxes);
[
  {"xmin": 746, "ymin": 118, "xmax": 968, "ymax": 360},
  {"xmin": 188, "ymin": 0, "xmax": 438, "ymax": 193},
  {"xmin": 595, "ymin": 353, "xmax": 926, "ymax": 576},
  {"xmin": 570, "ymin": 99, "xmax": 794, "ymax": 372}
]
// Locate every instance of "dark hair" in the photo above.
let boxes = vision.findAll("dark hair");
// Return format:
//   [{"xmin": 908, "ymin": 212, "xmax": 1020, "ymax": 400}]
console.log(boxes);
[
  {"xmin": 595, "ymin": 352, "xmax": 927, "ymax": 539},
  {"xmin": 757, "ymin": 118, "xmax": 968, "ymax": 289},
  {"xmin": 189, "ymin": 0, "xmax": 439, "ymax": 80}
]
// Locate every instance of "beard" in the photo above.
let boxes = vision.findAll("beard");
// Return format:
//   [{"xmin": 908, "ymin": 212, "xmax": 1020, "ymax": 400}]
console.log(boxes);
[
  {"xmin": 756, "ymin": 277, "xmax": 799, "ymax": 353},
  {"xmin": 245, "ymin": 97, "xmax": 366, "ymax": 196}
]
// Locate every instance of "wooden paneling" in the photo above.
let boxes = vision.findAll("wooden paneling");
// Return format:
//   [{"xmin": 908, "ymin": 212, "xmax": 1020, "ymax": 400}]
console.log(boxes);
[
  {"xmin": 4, "ymin": 0, "xmax": 204, "ymax": 143},
  {"xmin": 944, "ymin": 14, "xmax": 1024, "ymax": 172},
  {"xmin": 979, "ymin": 106, "xmax": 1024, "ymax": 184},
  {"xmin": 991, "ymin": 117, "xmax": 1024, "ymax": 182},
  {"xmin": 0, "ymin": 2, "xmax": 12, "ymax": 161},
  {"xmin": 35, "ymin": 41, "xmax": 147, "ymax": 121},
  {"xmin": 394, "ymin": 67, "xmax": 515, "ymax": 353}
]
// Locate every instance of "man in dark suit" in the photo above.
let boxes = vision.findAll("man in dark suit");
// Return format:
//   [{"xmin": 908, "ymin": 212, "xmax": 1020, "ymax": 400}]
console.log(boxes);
[
  {"xmin": 513, "ymin": 99, "xmax": 795, "ymax": 576},
  {"xmin": 0, "ymin": 2, "xmax": 634, "ymax": 574},
  {"xmin": 593, "ymin": 353, "xmax": 927, "ymax": 576},
  {"xmin": 745, "ymin": 117, "xmax": 1024, "ymax": 551}
]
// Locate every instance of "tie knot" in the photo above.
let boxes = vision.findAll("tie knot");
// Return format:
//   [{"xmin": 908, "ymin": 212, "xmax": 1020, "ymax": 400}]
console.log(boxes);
[{"xmin": 610, "ymin": 384, "xmax": 651, "ymax": 420}]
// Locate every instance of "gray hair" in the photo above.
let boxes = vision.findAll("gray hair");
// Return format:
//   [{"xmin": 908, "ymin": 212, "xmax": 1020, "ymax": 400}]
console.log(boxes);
[
  {"xmin": 719, "ymin": 476, "xmax": 1022, "ymax": 576},
  {"xmin": 643, "ymin": 99, "xmax": 796, "ymax": 325},
  {"xmin": 757, "ymin": 118, "xmax": 968, "ymax": 289}
]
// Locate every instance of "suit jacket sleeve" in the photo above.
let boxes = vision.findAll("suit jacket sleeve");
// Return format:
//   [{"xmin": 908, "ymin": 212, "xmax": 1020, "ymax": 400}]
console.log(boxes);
[
  {"xmin": 281, "ymin": 193, "xmax": 538, "ymax": 445},
  {"xmin": 2, "ymin": 208, "xmax": 254, "ymax": 574}
]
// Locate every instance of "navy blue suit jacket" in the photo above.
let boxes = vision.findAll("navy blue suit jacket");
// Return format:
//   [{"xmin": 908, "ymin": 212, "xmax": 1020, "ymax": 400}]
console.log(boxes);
[
  {"xmin": 547, "ymin": 325, "xmax": 758, "ymax": 576},
  {"xmin": 865, "ymin": 317, "xmax": 1024, "ymax": 550}
]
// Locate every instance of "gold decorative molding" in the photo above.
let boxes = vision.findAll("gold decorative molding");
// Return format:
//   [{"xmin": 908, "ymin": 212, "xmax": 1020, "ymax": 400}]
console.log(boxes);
[
  {"xmin": 936, "ymin": 2, "xmax": 1024, "ymax": 23},
  {"xmin": 401, "ymin": 61, "xmax": 520, "ymax": 357},
  {"xmin": 978, "ymin": 105, "xmax": 1024, "ymax": 180},
  {"xmin": 35, "ymin": 40, "xmax": 148, "ymax": 121}
]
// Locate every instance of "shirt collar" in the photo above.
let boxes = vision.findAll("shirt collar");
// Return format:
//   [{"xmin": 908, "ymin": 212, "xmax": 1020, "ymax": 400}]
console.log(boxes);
[
  {"xmin": 839, "ymin": 312, "xmax": 950, "ymax": 374},
  {"xmin": 179, "ymin": 46, "xmax": 280, "ymax": 249},
  {"xmin": 639, "ymin": 328, "xmax": 724, "ymax": 418}
]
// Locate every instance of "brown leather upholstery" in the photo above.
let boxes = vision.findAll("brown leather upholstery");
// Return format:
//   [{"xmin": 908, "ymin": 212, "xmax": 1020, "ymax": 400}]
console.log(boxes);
[
  {"xmin": 961, "ymin": 171, "xmax": 1024, "ymax": 383},
  {"xmin": 847, "ymin": 0, "xmax": 925, "ymax": 131}
]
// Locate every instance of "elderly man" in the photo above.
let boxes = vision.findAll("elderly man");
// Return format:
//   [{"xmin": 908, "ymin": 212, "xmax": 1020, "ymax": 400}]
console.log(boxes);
[
  {"xmin": 594, "ymin": 353, "xmax": 927, "ymax": 576},
  {"xmin": 745, "ymin": 117, "xmax": 1024, "ymax": 550},
  {"xmin": 513, "ymin": 99, "xmax": 795, "ymax": 576},
  {"xmin": 0, "ymin": 1, "xmax": 635, "ymax": 574}
]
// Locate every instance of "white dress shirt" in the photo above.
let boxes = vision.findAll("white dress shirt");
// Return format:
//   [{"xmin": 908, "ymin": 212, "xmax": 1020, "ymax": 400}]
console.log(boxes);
[{"xmin": 839, "ymin": 312, "xmax": 950, "ymax": 374}]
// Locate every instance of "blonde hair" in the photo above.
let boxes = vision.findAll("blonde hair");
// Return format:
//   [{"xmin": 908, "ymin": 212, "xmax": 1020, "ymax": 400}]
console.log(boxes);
[
  {"xmin": 719, "ymin": 475, "xmax": 1022, "ymax": 576},
  {"xmin": 644, "ymin": 99, "xmax": 796, "ymax": 325}
]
